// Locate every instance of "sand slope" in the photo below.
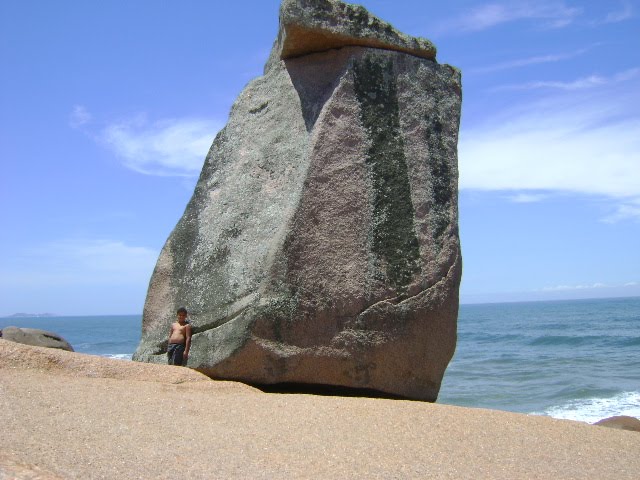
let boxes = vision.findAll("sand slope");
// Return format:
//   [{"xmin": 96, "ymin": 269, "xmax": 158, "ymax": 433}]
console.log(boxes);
[{"xmin": 1, "ymin": 339, "xmax": 638, "ymax": 479}]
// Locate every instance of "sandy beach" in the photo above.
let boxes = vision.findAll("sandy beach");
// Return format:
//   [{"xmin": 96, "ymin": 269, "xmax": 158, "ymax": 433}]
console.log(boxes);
[{"xmin": 1, "ymin": 339, "xmax": 638, "ymax": 479}]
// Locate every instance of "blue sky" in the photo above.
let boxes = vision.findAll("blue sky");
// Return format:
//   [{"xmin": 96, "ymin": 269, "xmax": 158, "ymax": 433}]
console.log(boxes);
[{"xmin": 1, "ymin": 0, "xmax": 639, "ymax": 315}]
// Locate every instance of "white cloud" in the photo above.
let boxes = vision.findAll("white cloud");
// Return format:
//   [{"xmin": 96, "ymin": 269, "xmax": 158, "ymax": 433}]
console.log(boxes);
[
  {"xmin": 539, "ymin": 281, "xmax": 640, "ymax": 294},
  {"xmin": 493, "ymin": 68, "xmax": 640, "ymax": 91},
  {"xmin": 0, "ymin": 239, "xmax": 158, "ymax": 288},
  {"xmin": 102, "ymin": 116, "xmax": 222, "ymax": 176},
  {"xmin": 603, "ymin": 2, "xmax": 633, "ymax": 23},
  {"xmin": 507, "ymin": 193, "xmax": 550, "ymax": 203},
  {"xmin": 470, "ymin": 47, "xmax": 591, "ymax": 74},
  {"xmin": 434, "ymin": 1, "xmax": 581, "ymax": 34},
  {"xmin": 461, "ymin": 281, "xmax": 640, "ymax": 304},
  {"xmin": 601, "ymin": 198, "xmax": 640, "ymax": 223},
  {"xmin": 541, "ymin": 283, "xmax": 608, "ymax": 291},
  {"xmin": 497, "ymin": 75, "xmax": 607, "ymax": 91},
  {"xmin": 69, "ymin": 105, "xmax": 92, "ymax": 129},
  {"xmin": 460, "ymin": 110, "xmax": 640, "ymax": 197},
  {"xmin": 459, "ymin": 71, "xmax": 640, "ymax": 219}
]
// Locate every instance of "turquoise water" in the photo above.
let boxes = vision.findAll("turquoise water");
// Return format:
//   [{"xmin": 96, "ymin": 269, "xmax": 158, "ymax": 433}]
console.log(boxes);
[{"xmin": 2, "ymin": 296, "xmax": 638, "ymax": 421}]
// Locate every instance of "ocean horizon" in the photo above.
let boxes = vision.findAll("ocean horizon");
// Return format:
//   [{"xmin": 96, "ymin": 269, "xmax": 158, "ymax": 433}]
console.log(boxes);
[{"xmin": 2, "ymin": 295, "xmax": 638, "ymax": 423}]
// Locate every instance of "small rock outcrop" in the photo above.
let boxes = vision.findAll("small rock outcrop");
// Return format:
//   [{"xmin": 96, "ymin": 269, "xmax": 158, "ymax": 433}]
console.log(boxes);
[
  {"xmin": 1, "ymin": 326, "xmax": 74, "ymax": 351},
  {"xmin": 134, "ymin": 0, "xmax": 462, "ymax": 401},
  {"xmin": 594, "ymin": 416, "xmax": 640, "ymax": 432}
]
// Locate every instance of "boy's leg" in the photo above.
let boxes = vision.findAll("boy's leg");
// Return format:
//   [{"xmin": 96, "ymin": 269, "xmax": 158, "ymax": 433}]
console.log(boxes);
[
  {"xmin": 167, "ymin": 344, "xmax": 176, "ymax": 365},
  {"xmin": 174, "ymin": 344, "xmax": 185, "ymax": 366}
]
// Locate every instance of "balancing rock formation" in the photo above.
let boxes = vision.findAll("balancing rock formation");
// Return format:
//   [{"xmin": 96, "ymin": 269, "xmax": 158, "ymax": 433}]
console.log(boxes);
[{"xmin": 134, "ymin": 0, "xmax": 462, "ymax": 401}]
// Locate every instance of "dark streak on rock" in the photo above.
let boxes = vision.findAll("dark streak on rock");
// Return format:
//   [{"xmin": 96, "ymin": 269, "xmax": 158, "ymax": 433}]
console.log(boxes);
[{"xmin": 353, "ymin": 53, "xmax": 421, "ymax": 293}]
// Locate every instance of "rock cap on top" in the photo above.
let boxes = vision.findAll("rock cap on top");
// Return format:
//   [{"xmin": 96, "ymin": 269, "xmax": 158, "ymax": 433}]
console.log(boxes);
[{"xmin": 265, "ymin": 0, "xmax": 437, "ymax": 72}]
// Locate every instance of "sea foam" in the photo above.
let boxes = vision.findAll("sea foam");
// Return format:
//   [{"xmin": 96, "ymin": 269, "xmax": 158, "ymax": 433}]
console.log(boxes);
[
  {"xmin": 101, "ymin": 353, "xmax": 133, "ymax": 361},
  {"xmin": 536, "ymin": 391, "xmax": 640, "ymax": 423}
]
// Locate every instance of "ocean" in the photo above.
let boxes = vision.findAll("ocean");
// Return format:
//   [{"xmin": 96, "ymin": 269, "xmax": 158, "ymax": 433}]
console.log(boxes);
[
  {"xmin": 2, "ymin": 296, "xmax": 638, "ymax": 422},
  {"xmin": 439, "ymin": 296, "xmax": 640, "ymax": 422},
  {"xmin": 0, "ymin": 315, "xmax": 141, "ymax": 361}
]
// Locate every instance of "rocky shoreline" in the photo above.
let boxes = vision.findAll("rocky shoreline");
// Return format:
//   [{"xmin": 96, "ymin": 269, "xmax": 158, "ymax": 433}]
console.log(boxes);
[{"xmin": 1, "ymin": 339, "xmax": 638, "ymax": 479}]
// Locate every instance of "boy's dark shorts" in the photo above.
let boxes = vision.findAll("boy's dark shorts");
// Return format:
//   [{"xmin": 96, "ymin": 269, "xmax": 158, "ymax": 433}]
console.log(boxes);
[{"xmin": 167, "ymin": 343, "xmax": 186, "ymax": 366}]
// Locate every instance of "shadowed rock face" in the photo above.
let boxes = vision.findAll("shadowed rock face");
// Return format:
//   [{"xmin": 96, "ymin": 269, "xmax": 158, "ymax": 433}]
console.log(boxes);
[{"xmin": 133, "ymin": 0, "xmax": 462, "ymax": 401}]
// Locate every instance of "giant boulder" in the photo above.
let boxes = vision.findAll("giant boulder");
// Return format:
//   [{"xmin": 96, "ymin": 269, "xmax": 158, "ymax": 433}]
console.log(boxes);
[{"xmin": 134, "ymin": 0, "xmax": 462, "ymax": 401}]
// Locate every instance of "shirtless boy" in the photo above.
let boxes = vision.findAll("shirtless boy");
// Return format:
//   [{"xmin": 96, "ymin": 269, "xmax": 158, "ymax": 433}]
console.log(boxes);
[{"xmin": 167, "ymin": 307, "xmax": 192, "ymax": 366}]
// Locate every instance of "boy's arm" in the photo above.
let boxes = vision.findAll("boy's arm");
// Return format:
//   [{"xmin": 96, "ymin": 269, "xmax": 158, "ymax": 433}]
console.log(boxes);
[
  {"xmin": 167, "ymin": 323, "xmax": 174, "ymax": 343},
  {"xmin": 184, "ymin": 324, "xmax": 192, "ymax": 358}
]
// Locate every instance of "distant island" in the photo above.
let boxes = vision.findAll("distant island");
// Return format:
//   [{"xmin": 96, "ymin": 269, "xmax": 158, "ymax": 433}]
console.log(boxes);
[{"xmin": 3, "ymin": 313, "xmax": 56, "ymax": 318}]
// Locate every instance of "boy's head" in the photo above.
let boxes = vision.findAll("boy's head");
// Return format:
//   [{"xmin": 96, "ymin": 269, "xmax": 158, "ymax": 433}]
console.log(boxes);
[{"xmin": 176, "ymin": 307, "xmax": 188, "ymax": 323}]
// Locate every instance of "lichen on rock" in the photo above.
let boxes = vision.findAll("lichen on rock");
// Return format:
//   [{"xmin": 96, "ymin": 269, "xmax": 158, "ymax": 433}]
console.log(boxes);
[{"xmin": 352, "ymin": 53, "xmax": 421, "ymax": 293}]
